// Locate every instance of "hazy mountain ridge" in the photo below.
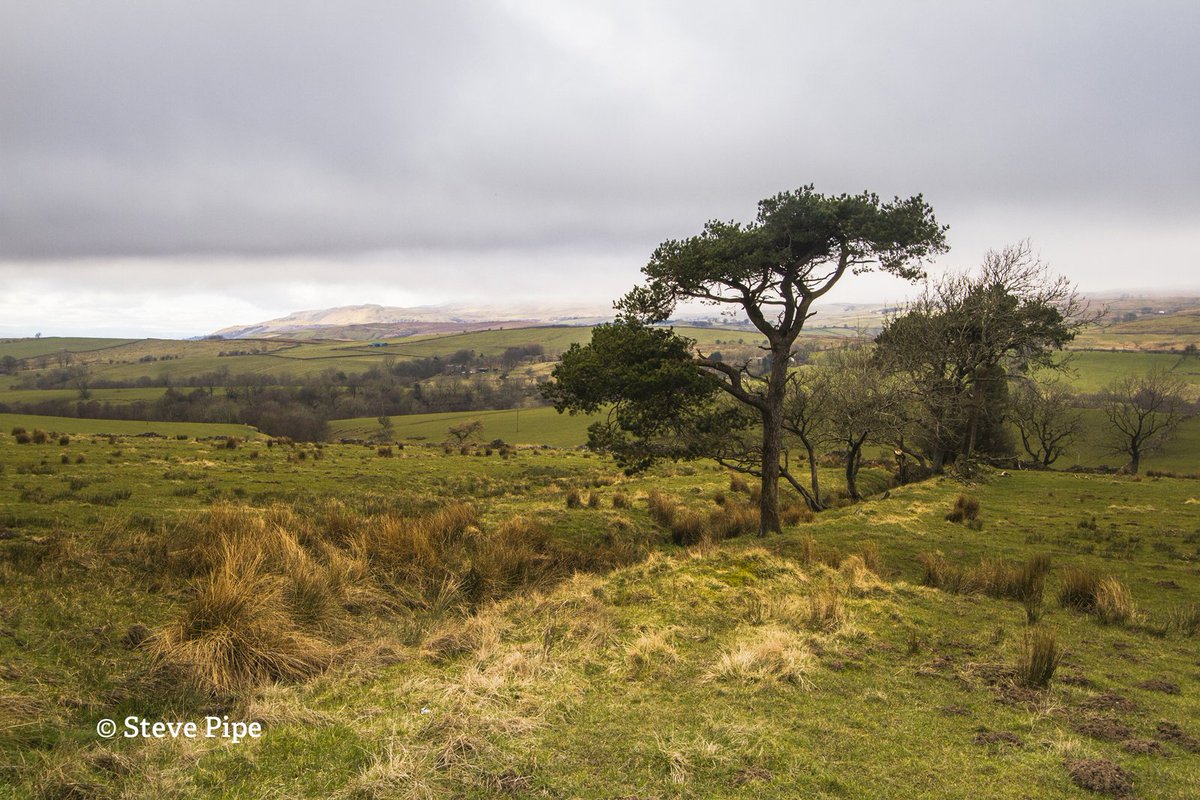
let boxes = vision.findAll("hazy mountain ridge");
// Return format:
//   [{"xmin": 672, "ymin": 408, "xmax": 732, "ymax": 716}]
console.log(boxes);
[{"xmin": 213, "ymin": 303, "xmax": 616, "ymax": 339}]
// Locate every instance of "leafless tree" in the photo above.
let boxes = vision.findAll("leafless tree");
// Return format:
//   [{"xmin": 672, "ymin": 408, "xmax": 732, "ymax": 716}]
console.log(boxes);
[
  {"xmin": 1009, "ymin": 378, "xmax": 1083, "ymax": 466},
  {"xmin": 1103, "ymin": 370, "xmax": 1192, "ymax": 474}
]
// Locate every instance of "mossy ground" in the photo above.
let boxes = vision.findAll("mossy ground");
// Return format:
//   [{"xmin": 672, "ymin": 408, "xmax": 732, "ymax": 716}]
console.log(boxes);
[{"xmin": 1, "ymin": 432, "xmax": 1197, "ymax": 798}]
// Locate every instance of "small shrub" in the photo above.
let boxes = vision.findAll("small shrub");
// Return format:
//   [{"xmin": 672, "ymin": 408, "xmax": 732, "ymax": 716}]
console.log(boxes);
[
  {"xmin": 565, "ymin": 488, "xmax": 583, "ymax": 509},
  {"xmin": 1017, "ymin": 627, "xmax": 1061, "ymax": 688},
  {"xmin": 1093, "ymin": 576, "xmax": 1135, "ymax": 625},
  {"xmin": 224, "ymin": 437, "xmax": 238, "ymax": 450},
  {"xmin": 10, "ymin": 426, "xmax": 26, "ymax": 435},
  {"xmin": 60, "ymin": 453, "xmax": 70, "ymax": 464},
  {"xmin": 729, "ymin": 474, "xmax": 750, "ymax": 493},
  {"xmin": 611, "ymin": 492, "xmax": 630, "ymax": 509},
  {"xmin": 377, "ymin": 446, "xmax": 393, "ymax": 457},
  {"xmin": 58, "ymin": 435, "xmax": 70, "ymax": 446},
  {"xmin": 587, "ymin": 492, "xmax": 601, "ymax": 509},
  {"xmin": 14, "ymin": 433, "xmax": 31, "ymax": 445},
  {"xmin": 74, "ymin": 454, "xmax": 86, "ymax": 464},
  {"xmin": 31, "ymin": 429, "xmax": 48, "ymax": 444}
]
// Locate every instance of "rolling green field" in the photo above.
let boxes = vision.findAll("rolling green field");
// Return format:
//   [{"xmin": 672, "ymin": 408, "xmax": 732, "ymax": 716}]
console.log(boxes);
[
  {"xmin": 329, "ymin": 406, "xmax": 600, "ymax": 448},
  {"xmin": 0, "ymin": 387, "xmax": 169, "ymax": 406},
  {"xmin": 1, "ymin": 431, "xmax": 1198, "ymax": 798},
  {"xmin": 0, "ymin": 412, "xmax": 260, "ymax": 439},
  {"xmin": 0, "ymin": 337, "xmax": 140, "ymax": 360},
  {"xmin": 1052, "ymin": 351, "xmax": 1200, "ymax": 396}
]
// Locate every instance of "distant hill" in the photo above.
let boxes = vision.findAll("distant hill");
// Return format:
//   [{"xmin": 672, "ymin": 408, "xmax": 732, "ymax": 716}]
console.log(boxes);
[
  {"xmin": 212, "ymin": 303, "xmax": 614, "ymax": 340},
  {"xmin": 211, "ymin": 301, "xmax": 896, "ymax": 340}
]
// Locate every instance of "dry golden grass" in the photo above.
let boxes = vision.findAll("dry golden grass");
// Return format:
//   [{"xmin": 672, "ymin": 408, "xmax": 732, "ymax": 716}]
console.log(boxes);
[
  {"xmin": 623, "ymin": 628, "xmax": 679, "ymax": 672},
  {"xmin": 148, "ymin": 549, "xmax": 337, "ymax": 694},
  {"xmin": 707, "ymin": 626, "xmax": 814, "ymax": 686},
  {"xmin": 1093, "ymin": 576, "xmax": 1136, "ymax": 625}
]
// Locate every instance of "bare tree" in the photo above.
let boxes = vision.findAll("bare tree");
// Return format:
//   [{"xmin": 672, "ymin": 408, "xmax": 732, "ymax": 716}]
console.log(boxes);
[
  {"xmin": 1103, "ymin": 370, "xmax": 1192, "ymax": 474},
  {"xmin": 1009, "ymin": 378, "xmax": 1083, "ymax": 466}
]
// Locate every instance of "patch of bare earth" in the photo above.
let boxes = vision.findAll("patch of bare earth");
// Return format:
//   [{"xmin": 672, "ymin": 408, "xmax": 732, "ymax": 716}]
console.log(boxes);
[
  {"xmin": 1063, "ymin": 758, "xmax": 1135, "ymax": 798},
  {"xmin": 1154, "ymin": 721, "xmax": 1200, "ymax": 753},
  {"xmin": 972, "ymin": 730, "xmax": 1023, "ymax": 747},
  {"xmin": 1072, "ymin": 716, "xmax": 1135, "ymax": 742},
  {"xmin": 1120, "ymin": 739, "xmax": 1167, "ymax": 756},
  {"xmin": 1080, "ymin": 692, "xmax": 1140, "ymax": 714},
  {"xmin": 729, "ymin": 767, "xmax": 773, "ymax": 786},
  {"xmin": 1133, "ymin": 678, "xmax": 1180, "ymax": 695}
]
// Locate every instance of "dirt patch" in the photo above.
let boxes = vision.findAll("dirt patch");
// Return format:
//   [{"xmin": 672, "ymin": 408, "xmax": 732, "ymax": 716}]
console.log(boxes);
[
  {"xmin": 939, "ymin": 705, "xmax": 970, "ymax": 716},
  {"xmin": 1154, "ymin": 721, "xmax": 1200, "ymax": 753},
  {"xmin": 973, "ymin": 730, "xmax": 1023, "ymax": 747},
  {"xmin": 1133, "ymin": 679, "xmax": 1180, "ymax": 695},
  {"xmin": 121, "ymin": 623, "xmax": 152, "ymax": 650},
  {"xmin": 1121, "ymin": 739, "xmax": 1167, "ymax": 756},
  {"xmin": 494, "ymin": 770, "xmax": 533, "ymax": 792},
  {"xmin": 729, "ymin": 767, "xmax": 773, "ymax": 786},
  {"xmin": 1063, "ymin": 758, "xmax": 1134, "ymax": 798},
  {"xmin": 1080, "ymin": 692, "xmax": 1141, "ymax": 714},
  {"xmin": 1072, "ymin": 716, "xmax": 1135, "ymax": 742},
  {"xmin": 1059, "ymin": 673, "xmax": 1095, "ymax": 687},
  {"xmin": 1153, "ymin": 579, "xmax": 1181, "ymax": 589},
  {"xmin": 993, "ymin": 682, "xmax": 1044, "ymax": 709}
]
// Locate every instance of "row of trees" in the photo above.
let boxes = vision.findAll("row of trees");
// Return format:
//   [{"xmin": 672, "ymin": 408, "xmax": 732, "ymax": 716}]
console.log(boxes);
[{"xmin": 545, "ymin": 186, "xmax": 1194, "ymax": 534}]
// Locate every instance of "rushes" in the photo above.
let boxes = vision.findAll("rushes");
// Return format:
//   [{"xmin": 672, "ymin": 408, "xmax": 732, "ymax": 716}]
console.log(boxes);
[
  {"xmin": 1016, "ymin": 627, "xmax": 1062, "ymax": 688},
  {"xmin": 1058, "ymin": 567, "xmax": 1136, "ymax": 625}
]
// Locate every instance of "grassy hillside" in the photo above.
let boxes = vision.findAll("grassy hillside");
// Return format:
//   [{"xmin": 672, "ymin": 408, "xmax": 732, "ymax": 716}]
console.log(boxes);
[{"xmin": 1, "ymin": 432, "xmax": 1198, "ymax": 797}]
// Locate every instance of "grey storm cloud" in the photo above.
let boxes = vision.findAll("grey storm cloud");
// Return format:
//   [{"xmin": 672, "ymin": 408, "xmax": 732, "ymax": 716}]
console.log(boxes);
[{"xmin": 1, "ymin": 0, "xmax": 1198, "ymax": 334}]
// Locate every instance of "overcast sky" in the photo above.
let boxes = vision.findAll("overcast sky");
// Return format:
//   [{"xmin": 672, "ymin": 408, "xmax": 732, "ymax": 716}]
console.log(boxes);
[{"xmin": 2, "ymin": 1, "xmax": 1198, "ymax": 337}]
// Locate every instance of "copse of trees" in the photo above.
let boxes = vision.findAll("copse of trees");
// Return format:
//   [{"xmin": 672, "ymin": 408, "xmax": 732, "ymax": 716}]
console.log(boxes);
[
  {"xmin": 874, "ymin": 242, "xmax": 1088, "ymax": 473},
  {"xmin": 547, "ymin": 185, "xmax": 948, "ymax": 532}
]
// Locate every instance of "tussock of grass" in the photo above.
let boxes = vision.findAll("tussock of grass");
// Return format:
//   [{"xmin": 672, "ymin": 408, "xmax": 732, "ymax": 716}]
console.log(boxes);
[
  {"xmin": 921, "ymin": 552, "xmax": 1050, "ymax": 617},
  {"xmin": 709, "ymin": 501, "xmax": 758, "ymax": 539},
  {"xmin": 707, "ymin": 626, "xmax": 814, "ymax": 686},
  {"xmin": 623, "ymin": 628, "xmax": 679, "ymax": 672},
  {"xmin": 148, "ymin": 550, "xmax": 336, "ymax": 694},
  {"xmin": 1093, "ymin": 576, "xmax": 1136, "ymax": 625},
  {"xmin": 1017, "ymin": 626, "xmax": 1061, "ymax": 688},
  {"xmin": 1167, "ymin": 603, "xmax": 1200, "ymax": 636},
  {"xmin": 1058, "ymin": 568, "xmax": 1135, "ymax": 625},
  {"xmin": 805, "ymin": 584, "xmax": 847, "ymax": 632},
  {"xmin": 945, "ymin": 493, "xmax": 981, "ymax": 523},
  {"xmin": 1058, "ymin": 566, "xmax": 1100, "ymax": 611}
]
